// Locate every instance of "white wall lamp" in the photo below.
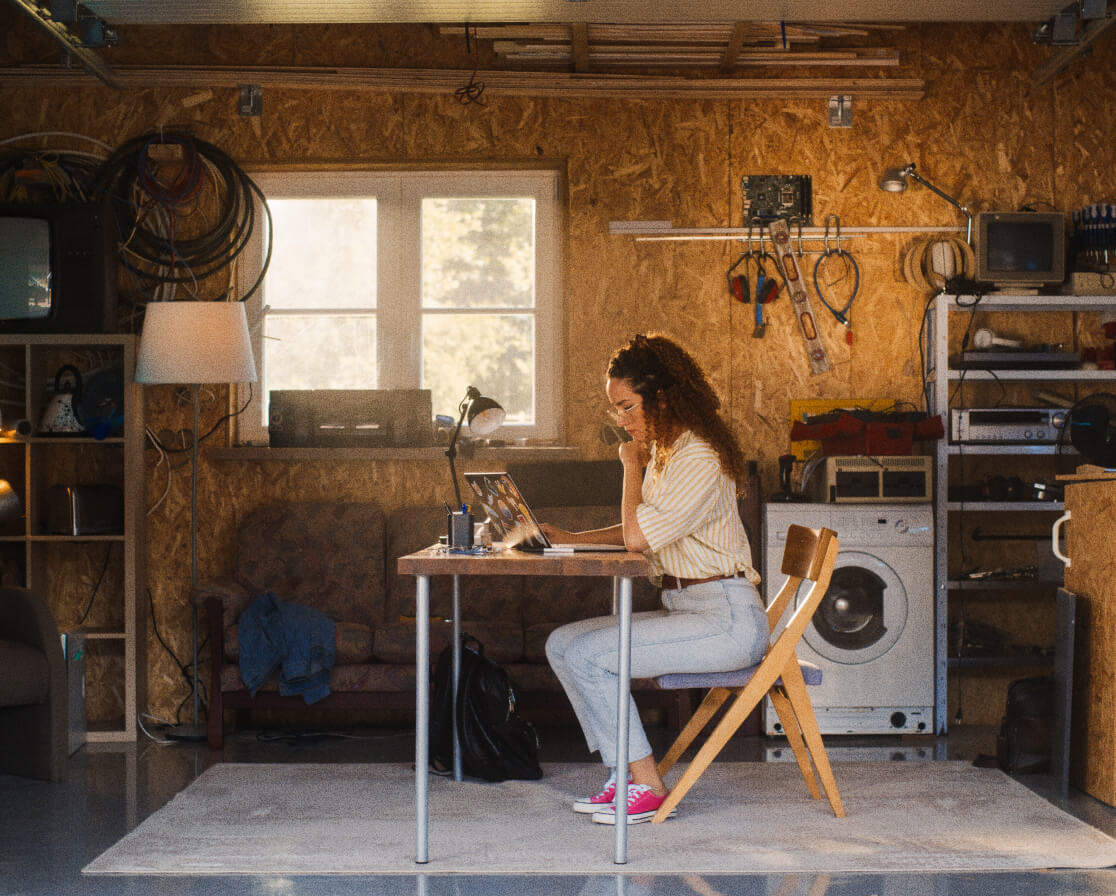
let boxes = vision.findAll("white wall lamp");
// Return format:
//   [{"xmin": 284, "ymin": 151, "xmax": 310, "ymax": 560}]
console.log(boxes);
[{"xmin": 878, "ymin": 163, "xmax": 973, "ymax": 244}]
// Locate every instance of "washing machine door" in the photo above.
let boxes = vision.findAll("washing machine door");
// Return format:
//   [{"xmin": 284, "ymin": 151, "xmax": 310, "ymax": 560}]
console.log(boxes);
[{"xmin": 794, "ymin": 551, "xmax": 907, "ymax": 665}]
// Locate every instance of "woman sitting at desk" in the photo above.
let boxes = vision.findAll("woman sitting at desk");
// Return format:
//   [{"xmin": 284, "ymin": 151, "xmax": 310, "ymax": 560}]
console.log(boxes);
[{"xmin": 542, "ymin": 333, "xmax": 766, "ymax": 825}]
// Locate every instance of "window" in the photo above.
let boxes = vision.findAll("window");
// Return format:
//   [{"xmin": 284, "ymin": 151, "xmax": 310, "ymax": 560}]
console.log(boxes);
[{"xmin": 235, "ymin": 169, "xmax": 562, "ymax": 446}]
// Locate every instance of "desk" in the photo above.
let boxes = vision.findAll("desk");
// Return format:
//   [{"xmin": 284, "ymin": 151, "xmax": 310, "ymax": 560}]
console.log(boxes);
[{"xmin": 398, "ymin": 546, "xmax": 649, "ymax": 865}]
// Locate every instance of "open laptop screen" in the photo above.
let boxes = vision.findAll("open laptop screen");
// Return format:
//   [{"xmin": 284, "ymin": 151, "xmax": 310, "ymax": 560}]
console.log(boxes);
[{"xmin": 463, "ymin": 471, "xmax": 626, "ymax": 552}]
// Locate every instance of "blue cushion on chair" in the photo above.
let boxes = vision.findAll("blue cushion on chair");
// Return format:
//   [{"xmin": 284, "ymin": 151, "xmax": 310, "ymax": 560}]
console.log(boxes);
[{"xmin": 655, "ymin": 659, "xmax": 823, "ymax": 690}]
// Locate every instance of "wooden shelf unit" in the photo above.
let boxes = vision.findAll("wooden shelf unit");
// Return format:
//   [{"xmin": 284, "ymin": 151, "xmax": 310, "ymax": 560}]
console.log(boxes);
[{"xmin": 0, "ymin": 334, "xmax": 144, "ymax": 743}]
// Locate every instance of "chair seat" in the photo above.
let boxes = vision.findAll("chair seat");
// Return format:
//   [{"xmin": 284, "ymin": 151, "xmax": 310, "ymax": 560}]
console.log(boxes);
[{"xmin": 655, "ymin": 659, "xmax": 823, "ymax": 690}]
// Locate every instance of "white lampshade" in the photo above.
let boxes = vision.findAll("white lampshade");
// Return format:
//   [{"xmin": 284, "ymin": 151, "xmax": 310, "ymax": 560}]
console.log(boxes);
[{"xmin": 136, "ymin": 301, "xmax": 257, "ymax": 385}]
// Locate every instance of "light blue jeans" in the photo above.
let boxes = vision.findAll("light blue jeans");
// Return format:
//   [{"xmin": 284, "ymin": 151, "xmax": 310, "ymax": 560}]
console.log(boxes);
[{"xmin": 545, "ymin": 576, "xmax": 768, "ymax": 768}]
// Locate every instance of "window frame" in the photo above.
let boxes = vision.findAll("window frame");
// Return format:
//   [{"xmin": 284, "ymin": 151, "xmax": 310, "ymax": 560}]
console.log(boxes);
[{"xmin": 234, "ymin": 167, "xmax": 564, "ymax": 447}]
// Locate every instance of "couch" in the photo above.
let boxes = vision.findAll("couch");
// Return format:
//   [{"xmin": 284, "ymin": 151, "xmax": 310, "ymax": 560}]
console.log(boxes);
[
  {"xmin": 0, "ymin": 586, "xmax": 67, "ymax": 781},
  {"xmin": 196, "ymin": 461, "xmax": 762, "ymax": 750}
]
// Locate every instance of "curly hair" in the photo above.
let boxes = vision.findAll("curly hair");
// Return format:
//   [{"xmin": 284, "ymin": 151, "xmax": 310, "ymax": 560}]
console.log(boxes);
[{"xmin": 607, "ymin": 333, "xmax": 749, "ymax": 490}]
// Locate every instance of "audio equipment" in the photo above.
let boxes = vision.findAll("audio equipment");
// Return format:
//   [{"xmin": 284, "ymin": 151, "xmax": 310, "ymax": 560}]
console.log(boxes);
[
  {"xmin": 950, "ymin": 407, "xmax": 1068, "ymax": 444},
  {"xmin": 269, "ymin": 389, "xmax": 433, "ymax": 448},
  {"xmin": 972, "ymin": 327, "xmax": 1023, "ymax": 349},
  {"xmin": 804, "ymin": 455, "xmax": 933, "ymax": 503}
]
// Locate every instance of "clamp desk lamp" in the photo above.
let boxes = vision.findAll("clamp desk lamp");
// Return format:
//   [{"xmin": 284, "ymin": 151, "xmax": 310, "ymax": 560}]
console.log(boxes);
[
  {"xmin": 445, "ymin": 386, "xmax": 504, "ymax": 508},
  {"xmin": 879, "ymin": 163, "xmax": 973, "ymax": 245},
  {"xmin": 136, "ymin": 300, "xmax": 257, "ymax": 742}
]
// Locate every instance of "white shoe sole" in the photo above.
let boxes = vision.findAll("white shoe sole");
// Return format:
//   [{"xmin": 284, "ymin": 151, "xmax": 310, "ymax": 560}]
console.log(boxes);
[
  {"xmin": 591, "ymin": 807, "xmax": 676, "ymax": 825},
  {"xmin": 573, "ymin": 799, "xmax": 612, "ymax": 814}
]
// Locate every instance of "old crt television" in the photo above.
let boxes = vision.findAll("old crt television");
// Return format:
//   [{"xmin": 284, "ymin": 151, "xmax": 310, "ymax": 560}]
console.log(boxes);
[
  {"xmin": 975, "ymin": 211, "xmax": 1065, "ymax": 290},
  {"xmin": 0, "ymin": 200, "xmax": 117, "ymax": 333}
]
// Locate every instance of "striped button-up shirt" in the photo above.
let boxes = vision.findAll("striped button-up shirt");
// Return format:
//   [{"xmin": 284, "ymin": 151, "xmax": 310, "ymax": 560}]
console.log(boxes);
[{"xmin": 635, "ymin": 430, "xmax": 760, "ymax": 587}]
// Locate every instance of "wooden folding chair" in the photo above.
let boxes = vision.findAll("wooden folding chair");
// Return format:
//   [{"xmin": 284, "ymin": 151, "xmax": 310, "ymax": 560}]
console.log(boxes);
[{"xmin": 650, "ymin": 523, "xmax": 844, "ymax": 822}]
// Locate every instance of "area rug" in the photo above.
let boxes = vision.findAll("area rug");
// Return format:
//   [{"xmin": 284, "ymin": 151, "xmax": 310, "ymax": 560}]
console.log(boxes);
[{"xmin": 83, "ymin": 761, "xmax": 1116, "ymax": 875}]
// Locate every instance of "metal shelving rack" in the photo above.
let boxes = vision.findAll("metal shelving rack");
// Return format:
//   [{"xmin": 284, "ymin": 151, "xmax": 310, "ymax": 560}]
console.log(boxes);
[{"xmin": 928, "ymin": 293, "xmax": 1116, "ymax": 734}]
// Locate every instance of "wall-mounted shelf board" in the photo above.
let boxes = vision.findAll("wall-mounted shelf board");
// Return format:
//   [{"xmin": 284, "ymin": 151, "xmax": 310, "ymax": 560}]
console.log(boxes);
[{"xmin": 609, "ymin": 222, "xmax": 966, "ymax": 242}]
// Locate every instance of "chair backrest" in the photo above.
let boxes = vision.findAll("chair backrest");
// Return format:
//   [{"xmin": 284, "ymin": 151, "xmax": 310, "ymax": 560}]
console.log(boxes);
[{"xmin": 763, "ymin": 524, "xmax": 839, "ymax": 663}]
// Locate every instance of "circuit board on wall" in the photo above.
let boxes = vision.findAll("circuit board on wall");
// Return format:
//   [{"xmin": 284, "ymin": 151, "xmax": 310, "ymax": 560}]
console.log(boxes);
[{"xmin": 741, "ymin": 175, "xmax": 813, "ymax": 226}]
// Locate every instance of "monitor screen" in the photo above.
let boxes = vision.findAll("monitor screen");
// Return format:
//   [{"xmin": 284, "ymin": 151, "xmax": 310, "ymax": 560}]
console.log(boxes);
[
  {"xmin": 0, "ymin": 217, "xmax": 52, "ymax": 320},
  {"xmin": 985, "ymin": 220, "xmax": 1056, "ymax": 275},
  {"xmin": 975, "ymin": 211, "xmax": 1065, "ymax": 288}
]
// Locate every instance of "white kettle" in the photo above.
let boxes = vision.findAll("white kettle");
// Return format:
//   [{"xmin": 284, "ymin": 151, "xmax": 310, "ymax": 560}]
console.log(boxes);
[{"xmin": 39, "ymin": 365, "xmax": 85, "ymax": 435}]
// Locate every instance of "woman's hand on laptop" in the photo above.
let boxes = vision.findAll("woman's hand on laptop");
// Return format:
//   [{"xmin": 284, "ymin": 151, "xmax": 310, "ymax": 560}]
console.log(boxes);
[{"xmin": 540, "ymin": 523, "xmax": 575, "ymax": 543}]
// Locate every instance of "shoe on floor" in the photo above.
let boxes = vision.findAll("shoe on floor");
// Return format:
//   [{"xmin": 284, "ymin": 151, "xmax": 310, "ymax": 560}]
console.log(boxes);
[
  {"xmin": 591, "ymin": 783, "xmax": 676, "ymax": 825},
  {"xmin": 572, "ymin": 771, "xmax": 630, "ymax": 814}
]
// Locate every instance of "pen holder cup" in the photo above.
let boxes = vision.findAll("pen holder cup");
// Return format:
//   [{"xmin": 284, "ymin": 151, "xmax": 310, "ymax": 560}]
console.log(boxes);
[{"xmin": 448, "ymin": 511, "xmax": 474, "ymax": 549}]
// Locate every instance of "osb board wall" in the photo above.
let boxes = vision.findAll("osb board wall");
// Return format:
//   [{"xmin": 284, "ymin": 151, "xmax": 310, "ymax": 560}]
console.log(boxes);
[
  {"xmin": 1064, "ymin": 479, "xmax": 1116, "ymax": 804},
  {"xmin": 2, "ymin": 14, "xmax": 1115, "ymax": 727}
]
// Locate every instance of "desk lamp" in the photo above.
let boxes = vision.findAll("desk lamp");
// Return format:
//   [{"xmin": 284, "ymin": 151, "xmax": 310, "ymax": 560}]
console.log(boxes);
[
  {"xmin": 136, "ymin": 300, "xmax": 257, "ymax": 741},
  {"xmin": 446, "ymin": 386, "xmax": 504, "ymax": 507},
  {"xmin": 879, "ymin": 163, "xmax": 973, "ymax": 244}
]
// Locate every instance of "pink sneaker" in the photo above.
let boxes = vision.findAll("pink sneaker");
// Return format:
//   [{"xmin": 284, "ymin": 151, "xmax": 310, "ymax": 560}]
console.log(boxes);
[
  {"xmin": 572, "ymin": 771, "xmax": 630, "ymax": 814},
  {"xmin": 591, "ymin": 783, "xmax": 676, "ymax": 825}
]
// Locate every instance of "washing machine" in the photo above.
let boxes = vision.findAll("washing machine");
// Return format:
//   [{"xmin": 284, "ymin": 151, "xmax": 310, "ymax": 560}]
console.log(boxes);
[{"xmin": 763, "ymin": 502, "xmax": 934, "ymax": 735}]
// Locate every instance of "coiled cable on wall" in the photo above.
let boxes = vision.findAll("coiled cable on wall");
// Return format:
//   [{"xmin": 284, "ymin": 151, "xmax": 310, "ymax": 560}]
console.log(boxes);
[
  {"xmin": 93, "ymin": 131, "xmax": 272, "ymax": 302},
  {"xmin": 902, "ymin": 235, "xmax": 976, "ymax": 295}
]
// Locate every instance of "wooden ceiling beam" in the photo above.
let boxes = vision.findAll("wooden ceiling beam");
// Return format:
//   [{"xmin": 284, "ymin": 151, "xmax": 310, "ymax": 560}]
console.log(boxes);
[
  {"xmin": 7, "ymin": 0, "xmax": 119, "ymax": 87},
  {"xmin": 1033, "ymin": 14, "xmax": 1116, "ymax": 86},
  {"xmin": 721, "ymin": 22, "xmax": 750, "ymax": 72},
  {"xmin": 0, "ymin": 64, "xmax": 926, "ymax": 99},
  {"xmin": 569, "ymin": 22, "xmax": 590, "ymax": 72}
]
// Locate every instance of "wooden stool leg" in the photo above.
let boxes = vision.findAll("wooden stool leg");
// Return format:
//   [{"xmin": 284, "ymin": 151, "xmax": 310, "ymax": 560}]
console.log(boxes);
[
  {"xmin": 781, "ymin": 666, "xmax": 844, "ymax": 818},
  {"xmin": 658, "ymin": 687, "xmax": 730, "ymax": 777},
  {"xmin": 769, "ymin": 684, "xmax": 821, "ymax": 800}
]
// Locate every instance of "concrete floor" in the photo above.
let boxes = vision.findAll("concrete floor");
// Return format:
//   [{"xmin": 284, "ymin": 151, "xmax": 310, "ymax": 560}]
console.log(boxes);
[{"xmin": 2, "ymin": 723, "xmax": 1114, "ymax": 896}]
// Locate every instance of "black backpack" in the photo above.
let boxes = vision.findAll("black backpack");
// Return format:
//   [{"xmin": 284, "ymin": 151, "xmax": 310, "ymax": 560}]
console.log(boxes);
[{"xmin": 429, "ymin": 633, "xmax": 543, "ymax": 782}]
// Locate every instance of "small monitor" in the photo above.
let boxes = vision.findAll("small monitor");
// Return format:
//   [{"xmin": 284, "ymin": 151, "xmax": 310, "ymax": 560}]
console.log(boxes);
[
  {"xmin": 0, "ymin": 217, "xmax": 52, "ymax": 320},
  {"xmin": 975, "ymin": 211, "xmax": 1066, "ymax": 290}
]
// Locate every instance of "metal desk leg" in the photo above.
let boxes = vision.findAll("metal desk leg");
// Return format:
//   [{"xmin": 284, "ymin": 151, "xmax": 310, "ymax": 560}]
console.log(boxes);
[
  {"xmin": 614, "ymin": 575, "xmax": 633, "ymax": 863},
  {"xmin": 415, "ymin": 574, "xmax": 430, "ymax": 864},
  {"xmin": 452, "ymin": 574, "xmax": 463, "ymax": 781}
]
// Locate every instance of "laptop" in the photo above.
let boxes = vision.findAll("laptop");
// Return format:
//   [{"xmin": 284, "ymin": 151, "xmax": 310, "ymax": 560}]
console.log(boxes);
[{"xmin": 463, "ymin": 471, "xmax": 628, "ymax": 553}]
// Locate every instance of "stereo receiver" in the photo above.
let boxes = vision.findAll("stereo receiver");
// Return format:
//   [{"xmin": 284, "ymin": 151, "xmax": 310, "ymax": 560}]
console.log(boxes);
[
  {"xmin": 804, "ymin": 455, "xmax": 933, "ymax": 503},
  {"xmin": 269, "ymin": 389, "xmax": 434, "ymax": 448},
  {"xmin": 949, "ymin": 407, "xmax": 1067, "ymax": 444}
]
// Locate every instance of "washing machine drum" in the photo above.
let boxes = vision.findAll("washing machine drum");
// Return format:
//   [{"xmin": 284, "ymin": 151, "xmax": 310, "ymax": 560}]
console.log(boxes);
[{"xmin": 796, "ymin": 551, "xmax": 907, "ymax": 665}]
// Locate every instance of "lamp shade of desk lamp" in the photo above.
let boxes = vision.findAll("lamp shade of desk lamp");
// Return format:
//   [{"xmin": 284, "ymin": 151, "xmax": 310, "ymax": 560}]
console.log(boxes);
[
  {"xmin": 136, "ymin": 300, "xmax": 257, "ymax": 741},
  {"xmin": 878, "ymin": 162, "xmax": 973, "ymax": 244}
]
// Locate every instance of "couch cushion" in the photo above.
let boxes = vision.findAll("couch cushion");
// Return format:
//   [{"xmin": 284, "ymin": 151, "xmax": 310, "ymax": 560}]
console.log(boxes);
[
  {"xmin": 373, "ymin": 619, "xmax": 524, "ymax": 665},
  {"xmin": 0, "ymin": 641, "xmax": 50, "ymax": 705},
  {"xmin": 223, "ymin": 620, "xmax": 374, "ymax": 665},
  {"xmin": 220, "ymin": 662, "xmax": 417, "ymax": 694},
  {"xmin": 234, "ymin": 502, "xmax": 386, "ymax": 630}
]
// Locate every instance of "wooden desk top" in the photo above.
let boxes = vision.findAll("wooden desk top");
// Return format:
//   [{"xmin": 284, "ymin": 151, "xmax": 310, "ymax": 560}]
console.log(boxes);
[{"xmin": 397, "ymin": 545, "xmax": 649, "ymax": 578}]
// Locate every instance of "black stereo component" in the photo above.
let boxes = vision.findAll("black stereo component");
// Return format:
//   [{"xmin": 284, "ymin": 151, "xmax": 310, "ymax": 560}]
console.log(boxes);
[{"xmin": 268, "ymin": 389, "xmax": 434, "ymax": 448}]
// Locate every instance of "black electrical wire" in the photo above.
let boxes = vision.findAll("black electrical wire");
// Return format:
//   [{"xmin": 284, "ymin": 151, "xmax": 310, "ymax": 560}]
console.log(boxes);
[{"xmin": 93, "ymin": 131, "xmax": 272, "ymax": 302}]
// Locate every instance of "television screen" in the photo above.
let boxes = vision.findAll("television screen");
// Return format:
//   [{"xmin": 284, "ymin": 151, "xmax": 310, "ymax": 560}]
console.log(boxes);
[
  {"xmin": 975, "ymin": 211, "xmax": 1065, "ymax": 288},
  {"xmin": 0, "ymin": 217, "xmax": 52, "ymax": 320},
  {"xmin": 986, "ymin": 220, "xmax": 1056, "ymax": 274}
]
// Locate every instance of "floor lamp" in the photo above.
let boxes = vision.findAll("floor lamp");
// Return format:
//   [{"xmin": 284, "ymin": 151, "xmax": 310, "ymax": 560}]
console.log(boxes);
[{"xmin": 136, "ymin": 300, "xmax": 257, "ymax": 741}]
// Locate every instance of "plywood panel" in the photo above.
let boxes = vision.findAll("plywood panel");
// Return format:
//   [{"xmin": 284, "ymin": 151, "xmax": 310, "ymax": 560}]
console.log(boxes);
[{"xmin": 1, "ymin": 18, "xmax": 1112, "ymax": 721}]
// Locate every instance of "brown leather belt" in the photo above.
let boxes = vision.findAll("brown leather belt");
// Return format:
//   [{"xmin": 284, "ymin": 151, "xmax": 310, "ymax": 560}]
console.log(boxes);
[{"xmin": 661, "ymin": 572, "xmax": 737, "ymax": 591}]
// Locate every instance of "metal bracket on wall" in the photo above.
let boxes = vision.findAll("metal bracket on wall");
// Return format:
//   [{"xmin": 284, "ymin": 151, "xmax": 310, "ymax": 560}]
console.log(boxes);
[
  {"xmin": 238, "ymin": 84, "xmax": 263, "ymax": 117},
  {"xmin": 828, "ymin": 95, "xmax": 853, "ymax": 128}
]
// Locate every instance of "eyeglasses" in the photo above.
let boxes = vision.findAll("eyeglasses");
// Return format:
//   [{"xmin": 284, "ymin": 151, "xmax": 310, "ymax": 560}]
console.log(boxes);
[{"xmin": 609, "ymin": 401, "xmax": 642, "ymax": 422}]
